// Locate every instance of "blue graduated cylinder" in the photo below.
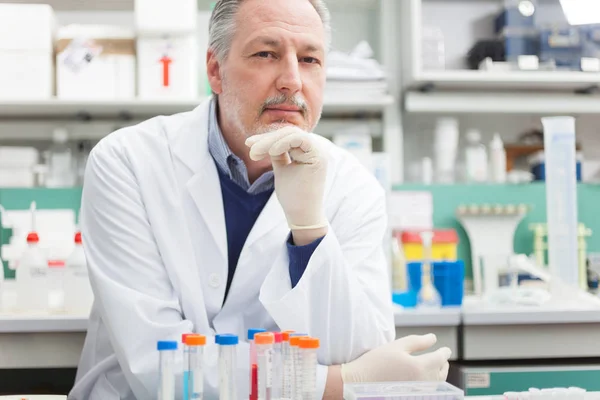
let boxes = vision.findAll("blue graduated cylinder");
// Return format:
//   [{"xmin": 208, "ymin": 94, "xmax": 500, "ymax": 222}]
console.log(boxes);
[{"xmin": 406, "ymin": 261, "xmax": 465, "ymax": 307}]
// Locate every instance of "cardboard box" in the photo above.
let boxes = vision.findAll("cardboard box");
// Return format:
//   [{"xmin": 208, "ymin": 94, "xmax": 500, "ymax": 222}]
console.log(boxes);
[
  {"xmin": 0, "ymin": 4, "xmax": 55, "ymax": 99},
  {"xmin": 56, "ymin": 25, "xmax": 136, "ymax": 100},
  {"xmin": 137, "ymin": 35, "xmax": 198, "ymax": 99},
  {"xmin": 134, "ymin": 0, "xmax": 197, "ymax": 35}
]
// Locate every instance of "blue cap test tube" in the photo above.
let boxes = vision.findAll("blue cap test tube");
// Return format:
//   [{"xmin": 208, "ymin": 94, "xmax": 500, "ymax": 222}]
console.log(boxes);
[
  {"xmin": 157, "ymin": 340, "xmax": 178, "ymax": 400},
  {"xmin": 218, "ymin": 334, "xmax": 239, "ymax": 400}
]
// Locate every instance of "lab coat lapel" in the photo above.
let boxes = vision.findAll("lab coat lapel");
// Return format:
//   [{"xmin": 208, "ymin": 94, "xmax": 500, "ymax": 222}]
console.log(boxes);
[
  {"xmin": 171, "ymin": 97, "xmax": 228, "ymax": 262},
  {"xmin": 244, "ymin": 193, "xmax": 287, "ymax": 250}
]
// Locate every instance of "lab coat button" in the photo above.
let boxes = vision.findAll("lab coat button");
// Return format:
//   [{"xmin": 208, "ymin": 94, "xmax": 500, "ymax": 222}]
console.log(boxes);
[{"xmin": 208, "ymin": 273, "xmax": 221, "ymax": 288}]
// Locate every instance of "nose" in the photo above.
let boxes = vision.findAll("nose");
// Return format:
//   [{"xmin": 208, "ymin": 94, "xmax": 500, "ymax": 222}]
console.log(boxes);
[{"xmin": 276, "ymin": 55, "xmax": 302, "ymax": 95}]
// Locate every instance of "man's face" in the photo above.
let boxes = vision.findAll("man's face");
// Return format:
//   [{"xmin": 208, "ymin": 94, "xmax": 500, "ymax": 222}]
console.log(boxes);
[{"xmin": 210, "ymin": 0, "xmax": 326, "ymax": 138}]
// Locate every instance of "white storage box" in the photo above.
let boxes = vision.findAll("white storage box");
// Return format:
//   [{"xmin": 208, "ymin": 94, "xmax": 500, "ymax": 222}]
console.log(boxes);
[
  {"xmin": 137, "ymin": 35, "xmax": 198, "ymax": 99},
  {"xmin": 0, "ymin": 146, "xmax": 39, "ymax": 168},
  {"xmin": 0, "ymin": 4, "xmax": 55, "ymax": 99},
  {"xmin": 57, "ymin": 25, "xmax": 136, "ymax": 100},
  {"xmin": 134, "ymin": 0, "xmax": 197, "ymax": 35}
]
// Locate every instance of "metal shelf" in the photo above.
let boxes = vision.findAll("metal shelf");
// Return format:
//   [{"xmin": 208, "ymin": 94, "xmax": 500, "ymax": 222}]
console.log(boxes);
[
  {"xmin": 405, "ymin": 91, "xmax": 600, "ymax": 114},
  {"xmin": 0, "ymin": 95, "xmax": 394, "ymax": 119},
  {"xmin": 414, "ymin": 70, "xmax": 600, "ymax": 91}
]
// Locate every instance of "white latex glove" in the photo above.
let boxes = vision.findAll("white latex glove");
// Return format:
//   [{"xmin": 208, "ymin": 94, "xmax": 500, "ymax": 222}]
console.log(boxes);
[
  {"xmin": 245, "ymin": 126, "xmax": 328, "ymax": 230},
  {"xmin": 341, "ymin": 334, "xmax": 451, "ymax": 383}
]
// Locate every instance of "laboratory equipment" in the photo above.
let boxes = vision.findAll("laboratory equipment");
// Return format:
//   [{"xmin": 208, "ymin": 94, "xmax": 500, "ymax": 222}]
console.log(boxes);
[
  {"xmin": 16, "ymin": 203, "xmax": 49, "ymax": 312},
  {"xmin": 298, "ymin": 337, "xmax": 319, "ymax": 400},
  {"xmin": 46, "ymin": 128, "xmax": 76, "ymax": 188},
  {"xmin": 391, "ymin": 232, "xmax": 407, "ymax": 292},
  {"xmin": 434, "ymin": 118, "xmax": 459, "ymax": 184},
  {"xmin": 542, "ymin": 117, "xmax": 579, "ymax": 289},
  {"xmin": 64, "ymin": 231, "xmax": 94, "ymax": 315},
  {"xmin": 343, "ymin": 381, "xmax": 464, "ymax": 400},
  {"xmin": 489, "ymin": 134, "xmax": 507, "ymax": 183},
  {"xmin": 289, "ymin": 333, "xmax": 308, "ymax": 400},
  {"xmin": 417, "ymin": 231, "xmax": 442, "ymax": 309},
  {"xmin": 47, "ymin": 260, "xmax": 65, "ymax": 313},
  {"xmin": 282, "ymin": 330, "xmax": 295, "ymax": 400},
  {"xmin": 182, "ymin": 333, "xmax": 191, "ymax": 400},
  {"xmin": 457, "ymin": 203, "xmax": 529, "ymax": 296},
  {"xmin": 464, "ymin": 129, "xmax": 488, "ymax": 183},
  {"xmin": 249, "ymin": 328, "xmax": 266, "ymax": 400},
  {"xmin": 157, "ymin": 340, "xmax": 177, "ymax": 400},
  {"xmin": 407, "ymin": 260, "xmax": 465, "ymax": 307},
  {"xmin": 400, "ymin": 230, "xmax": 459, "ymax": 262},
  {"xmin": 218, "ymin": 334, "xmax": 239, "ymax": 400},
  {"xmin": 185, "ymin": 334, "xmax": 206, "ymax": 400},
  {"xmin": 0, "ymin": 146, "xmax": 39, "ymax": 188},
  {"xmin": 272, "ymin": 332, "xmax": 283, "ymax": 400},
  {"xmin": 255, "ymin": 332, "xmax": 274, "ymax": 400}
]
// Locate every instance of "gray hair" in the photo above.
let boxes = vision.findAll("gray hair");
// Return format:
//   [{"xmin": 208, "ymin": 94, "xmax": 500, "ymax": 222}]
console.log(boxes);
[{"xmin": 209, "ymin": 0, "xmax": 332, "ymax": 63}]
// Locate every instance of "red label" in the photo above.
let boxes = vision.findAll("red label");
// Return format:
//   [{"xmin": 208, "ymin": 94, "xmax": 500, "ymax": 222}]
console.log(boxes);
[{"xmin": 159, "ymin": 55, "xmax": 173, "ymax": 87}]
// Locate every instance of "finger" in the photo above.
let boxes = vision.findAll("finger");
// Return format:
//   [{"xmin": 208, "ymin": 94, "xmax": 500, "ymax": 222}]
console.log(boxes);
[
  {"xmin": 439, "ymin": 361, "xmax": 450, "ymax": 381},
  {"xmin": 400, "ymin": 334, "xmax": 437, "ymax": 353},
  {"xmin": 247, "ymin": 127, "xmax": 299, "ymax": 161},
  {"xmin": 268, "ymin": 132, "xmax": 313, "ymax": 157},
  {"xmin": 420, "ymin": 346, "xmax": 452, "ymax": 368}
]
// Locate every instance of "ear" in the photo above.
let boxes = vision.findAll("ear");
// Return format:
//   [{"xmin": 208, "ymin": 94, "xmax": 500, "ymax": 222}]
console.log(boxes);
[{"xmin": 206, "ymin": 49, "xmax": 223, "ymax": 94}]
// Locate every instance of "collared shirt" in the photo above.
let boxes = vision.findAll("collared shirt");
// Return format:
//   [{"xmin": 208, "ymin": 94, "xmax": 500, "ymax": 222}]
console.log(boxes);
[{"xmin": 207, "ymin": 98, "xmax": 274, "ymax": 194}]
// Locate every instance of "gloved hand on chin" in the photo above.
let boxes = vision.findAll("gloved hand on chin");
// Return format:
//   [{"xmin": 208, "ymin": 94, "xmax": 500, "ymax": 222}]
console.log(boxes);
[
  {"xmin": 341, "ymin": 334, "xmax": 452, "ymax": 383},
  {"xmin": 245, "ymin": 126, "xmax": 328, "ymax": 231}
]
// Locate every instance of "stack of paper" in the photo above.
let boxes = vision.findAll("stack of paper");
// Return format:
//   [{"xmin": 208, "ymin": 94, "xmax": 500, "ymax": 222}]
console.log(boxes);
[{"xmin": 325, "ymin": 41, "xmax": 388, "ymax": 101}]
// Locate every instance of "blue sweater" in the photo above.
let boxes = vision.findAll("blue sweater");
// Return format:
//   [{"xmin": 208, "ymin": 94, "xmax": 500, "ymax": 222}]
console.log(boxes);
[{"xmin": 217, "ymin": 168, "xmax": 323, "ymax": 300}]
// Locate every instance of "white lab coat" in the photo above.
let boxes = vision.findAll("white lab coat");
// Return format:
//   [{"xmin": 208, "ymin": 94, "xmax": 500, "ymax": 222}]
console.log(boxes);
[{"xmin": 69, "ymin": 97, "xmax": 395, "ymax": 400}]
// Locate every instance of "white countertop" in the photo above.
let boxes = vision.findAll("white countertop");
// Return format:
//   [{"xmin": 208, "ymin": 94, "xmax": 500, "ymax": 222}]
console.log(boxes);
[
  {"xmin": 0, "ymin": 313, "xmax": 88, "ymax": 333},
  {"xmin": 462, "ymin": 296, "xmax": 600, "ymax": 325},
  {"xmin": 394, "ymin": 306, "xmax": 462, "ymax": 327}
]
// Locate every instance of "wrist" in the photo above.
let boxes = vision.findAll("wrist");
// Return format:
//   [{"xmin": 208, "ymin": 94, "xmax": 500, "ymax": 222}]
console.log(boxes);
[
  {"xmin": 291, "ymin": 226, "xmax": 328, "ymax": 246},
  {"xmin": 324, "ymin": 365, "xmax": 344, "ymax": 400}
]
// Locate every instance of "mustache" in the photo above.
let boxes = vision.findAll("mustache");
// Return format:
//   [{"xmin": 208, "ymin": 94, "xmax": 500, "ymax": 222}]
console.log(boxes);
[{"xmin": 260, "ymin": 94, "xmax": 308, "ymax": 117}]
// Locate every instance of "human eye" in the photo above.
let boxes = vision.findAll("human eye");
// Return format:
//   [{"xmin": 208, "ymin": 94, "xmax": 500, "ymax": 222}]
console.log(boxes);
[
  {"xmin": 301, "ymin": 57, "xmax": 321, "ymax": 65},
  {"xmin": 254, "ymin": 51, "xmax": 275, "ymax": 59}
]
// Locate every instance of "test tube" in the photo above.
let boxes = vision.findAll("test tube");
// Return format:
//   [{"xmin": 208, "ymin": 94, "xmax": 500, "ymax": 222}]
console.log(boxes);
[
  {"xmin": 281, "ymin": 331, "xmax": 295, "ymax": 400},
  {"xmin": 298, "ymin": 337, "xmax": 319, "ymax": 400},
  {"xmin": 157, "ymin": 340, "xmax": 178, "ymax": 400},
  {"xmin": 248, "ymin": 328, "xmax": 266, "ymax": 400},
  {"xmin": 218, "ymin": 334, "xmax": 239, "ymax": 400},
  {"xmin": 182, "ymin": 334, "xmax": 191, "ymax": 400},
  {"xmin": 186, "ymin": 334, "xmax": 206, "ymax": 400},
  {"xmin": 289, "ymin": 333, "xmax": 308, "ymax": 400},
  {"xmin": 255, "ymin": 332, "xmax": 274, "ymax": 400},
  {"xmin": 272, "ymin": 332, "xmax": 283, "ymax": 400}
]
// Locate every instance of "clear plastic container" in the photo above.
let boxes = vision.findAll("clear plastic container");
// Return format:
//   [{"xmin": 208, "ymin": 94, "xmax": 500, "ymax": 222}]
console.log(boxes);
[
  {"xmin": 299, "ymin": 337, "xmax": 319, "ymax": 400},
  {"xmin": 248, "ymin": 328, "xmax": 266, "ymax": 400},
  {"xmin": 46, "ymin": 128, "xmax": 76, "ymax": 188},
  {"xmin": 254, "ymin": 332, "xmax": 274, "ymax": 400},
  {"xmin": 47, "ymin": 260, "xmax": 65, "ymax": 313},
  {"xmin": 343, "ymin": 381, "xmax": 464, "ymax": 400},
  {"xmin": 218, "ymin": 334, "xmax": 239, "ymax": 400},
  {"xmin": 289, "ymin": 333, "xmax": 309, "ymax": 400},
  {"xmin": 157, "ymin": 340, "xmax": 178, "ymax": 400},
  {"xmin": 64, "ymin": 232, "xmax": 93, "ymax": 315},
  {"xmin": 281, "ymin": 330, "xmax": 296, "ymax": 400},
  {"xmin": 272, "ymin": 332, "xmax": 283, "ymax": 400},
  {"xmin": 16, "ymin": 232, "xmax": 48, "ymax": 312},
  {"xmin": 185, "ymin": 334, "xmax": 206, "ymax": 400}
]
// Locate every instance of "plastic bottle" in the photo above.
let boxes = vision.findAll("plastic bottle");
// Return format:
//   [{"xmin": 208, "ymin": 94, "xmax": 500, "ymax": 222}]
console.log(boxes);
[
  {"xmin": 218, "ymin": 334, "xmax": 239, "ymax": 400},
  {"xmin": 47, "ymin": 260, "xmax": 65, "ymax": 313},
  {"xmin": 254, "ymin": 332, "xmax": 274, "ymax": 400},
  {"xmin": 16, "ymin": 231, "xmax": 48, "ymax": 312},
  {"xmin": 489, "ymin": 133, "xmax": 507, "ymax": 183},
  {"xmin": 299, "ymin": 337, "xmax": 320, "ymax": 400},
  {"xmin": 434, "ymin": 118, "xmax": 459, "ymax": 184},
  {"xmin": 46, "ymin": 128, "xmax": 75, "ymax": 188},
  {"xmin": 272, "ymin": 332, "xmax": 283, "ymax": 400},
  {"xmin": 464, "ymin": 129, "xmax": 489, "ymax": 183},
  {"xmin": 185, "ymin": 334, "xmax": 206, "ymax": 400},
  {"xmin": 157, "ymin": 340, "xmax": 178, "ymax": 400},
  {"xmin": 248, "ymin": 328, "xmax": 266, "ymax": 400},
  {"xmin": 64, "ymin": 231, "xmax": 94, "ymax": 315}
]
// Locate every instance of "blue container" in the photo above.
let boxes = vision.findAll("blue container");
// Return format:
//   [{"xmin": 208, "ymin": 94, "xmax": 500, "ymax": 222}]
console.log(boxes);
[
  {"xmin": 406, "ymin": 261, "xmax": 465, "ymax": 307},
  {"xmin": 495, "ymin": 6, "xmax": 536, "ymax": 35},
  {"xmin": 392, "ymin": 291, "xmax": 417, "ymax": 308},
  {"xmin": 531, "ymin": 161, "xmax": 582, "ymax": 182}
]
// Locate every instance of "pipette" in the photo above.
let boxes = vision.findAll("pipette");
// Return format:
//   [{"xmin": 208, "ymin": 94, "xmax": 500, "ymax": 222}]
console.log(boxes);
[
  {"xmin": 218, "ymin": 334, "xmax": 239, "ymax": 400},
  {"xmin": 186, "ymin": 334, "xmax": 206, "ymax": 400},
  {"xmin": 255, "ymin": 332, "xmax": 274, "ymax": 400},
  {"xmin": 299, "ymin": 337, "xmax": 319, "ymax": 400},
  {"xmin": 157, "ymin": 341, "xmax": 178, "ymax": 400},
  {"xmin": 417, "ymin": 231, "xmax": 441, "ymax": 308}
]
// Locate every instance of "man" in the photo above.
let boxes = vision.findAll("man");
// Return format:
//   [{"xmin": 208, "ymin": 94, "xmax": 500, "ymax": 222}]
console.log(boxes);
[{"xmin": 70, "ymin": 0, "xmax": 451, "ymax": 399}]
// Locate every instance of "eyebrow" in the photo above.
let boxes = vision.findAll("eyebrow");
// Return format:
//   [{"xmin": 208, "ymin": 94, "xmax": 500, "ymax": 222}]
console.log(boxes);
[{"xmin": 246, "ymin": 36, "xmax": 323, "ymax": 53}]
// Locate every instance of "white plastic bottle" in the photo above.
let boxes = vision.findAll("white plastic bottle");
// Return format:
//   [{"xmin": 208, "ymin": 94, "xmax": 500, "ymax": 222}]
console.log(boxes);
[
  {"xmin": 16, "ymin": 232, "xmax": 49, "ymax": 313},
  {"xmin": 465, "ymin": 129, "xmax": 489, "ymax": 183},
  {"xmin": 489, "ymin": 133, "xmax": 507, "ymax": 183},
  {"xmin": 64, "ymin": 232, "xmax": 94, "ymax": 315},
  {"xmin": 434, "ymin": 118, "xmax": 459, "ymax": 184},
  {"xmin": 46, "ymin": 128, "xmax": 76, "ymax": 188}
]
